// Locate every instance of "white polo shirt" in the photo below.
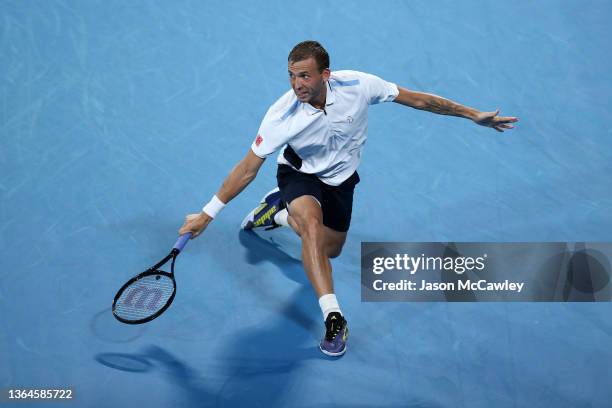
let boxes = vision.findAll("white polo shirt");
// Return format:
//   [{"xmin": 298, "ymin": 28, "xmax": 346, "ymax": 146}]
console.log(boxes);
[{"xmin": 251, "ymin": 70, "xmax": 399, "ymax": 186}]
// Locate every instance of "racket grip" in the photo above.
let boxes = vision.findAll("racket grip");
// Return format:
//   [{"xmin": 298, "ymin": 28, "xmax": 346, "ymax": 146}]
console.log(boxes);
[{"xmin": 173, "ymin": 232, "xmax": 192, "ymax": 252}]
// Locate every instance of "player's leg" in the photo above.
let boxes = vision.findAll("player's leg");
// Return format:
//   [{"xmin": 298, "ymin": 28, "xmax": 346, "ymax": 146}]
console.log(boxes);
[
  {"xmin": 313, "ymin": 170, "xmax": 359, "ymax": 356},
  {"xmin": 286, "ymin": 195, "xmax": 348, "ymax": 357},
  {"xmin": 286, "ymin": 213, "xmax": 346, "ymax": 259},
  {"xmin": 241, "ymin": 172, "xmax": 349, "ymax": 261},
  {"xmin": 321, "ymin": 226, "xmax": 346, "ymax": 259},
  {"xmin": 286, "ymin": 195, "xmax": 334, "ymax": 296},
  {"xmin": 241, "ymin": 164, "xmax": 355, "ymax": 356},
  {"xmin": 289, "ymin": 171, "xmax": 358, "ymax": 356}
]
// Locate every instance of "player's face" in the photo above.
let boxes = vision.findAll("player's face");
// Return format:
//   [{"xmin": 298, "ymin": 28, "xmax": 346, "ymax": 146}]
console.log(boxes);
[{"xmin": 288, "ymin": 57, "xmax": 330, "ymax": 104}]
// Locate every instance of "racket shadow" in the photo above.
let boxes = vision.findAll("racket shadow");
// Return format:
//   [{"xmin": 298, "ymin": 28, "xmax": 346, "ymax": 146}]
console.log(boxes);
[
  {"xmin": 94, "ymin": 346, "xmax": 224, "ymax": 406},
  {"xmin": 142, "ymin": 345, "xmax": 226, "ymax": 406},
  {"xmin": 94, "ymin": 231, "xmax": 338, "ymax": 406}
]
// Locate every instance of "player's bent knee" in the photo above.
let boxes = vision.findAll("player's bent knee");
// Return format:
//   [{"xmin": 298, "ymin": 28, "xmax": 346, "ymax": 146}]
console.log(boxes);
[
  {"xmin": 323, "ymin": 230, "xmax": 346, "ymax": 258},
  {"xmin": 298, "ymin": 218, "xmax": 324, "ymax": 241},
  {"xmin": 304, "ymin": 220, "xmax": 323, "ymax": 239},
  {"xmin": 327, "ymin": 245, "xmax": 343, "ymax": 259},
  {"xmin": 327, "ymin": 237, "xmax": 346, "ymax": 258},
  {"xmin": 289, "ymin": 221, "xmax": 302, "ymax": 237}
]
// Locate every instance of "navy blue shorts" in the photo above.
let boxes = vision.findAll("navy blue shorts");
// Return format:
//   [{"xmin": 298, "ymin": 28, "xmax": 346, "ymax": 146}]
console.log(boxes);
[{"xmin": 276, "ymin": 164, "xmax": 360, "ymax": 233}]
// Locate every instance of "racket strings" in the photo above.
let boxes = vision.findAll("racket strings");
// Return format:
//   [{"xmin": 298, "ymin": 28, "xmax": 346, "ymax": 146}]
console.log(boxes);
[{"xmin": 114, "ymin": 273, "xmax": 175, "ymax": 322}]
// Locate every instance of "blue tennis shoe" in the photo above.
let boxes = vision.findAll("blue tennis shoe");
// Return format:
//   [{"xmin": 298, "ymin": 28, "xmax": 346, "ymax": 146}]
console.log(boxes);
[
  {"xmin": 319, "ymin": 312, "xmax": 348, "ymax": 357},
  {"xmin": 241, "ymin": 187, "xmax": 285, "ymax": 230}
]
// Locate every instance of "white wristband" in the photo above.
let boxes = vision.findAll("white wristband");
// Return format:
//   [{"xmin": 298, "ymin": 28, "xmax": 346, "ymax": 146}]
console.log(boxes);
[{"xmin": 202, "ymin": 195, "xmax": 226, "ymax": 218}]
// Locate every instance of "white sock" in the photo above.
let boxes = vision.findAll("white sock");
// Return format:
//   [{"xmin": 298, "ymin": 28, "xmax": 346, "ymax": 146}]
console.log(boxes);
[
  {"xmin": 273, "ymin": 208, "xmax": 289, "ymax": 227},
  {"xmin": 318, "ymin": 293, "xmax": 342, "ymax": 321}
]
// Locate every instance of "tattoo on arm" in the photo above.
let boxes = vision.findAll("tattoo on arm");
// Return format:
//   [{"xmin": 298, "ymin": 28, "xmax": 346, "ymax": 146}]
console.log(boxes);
[
  {"xmin": 420, "ymin": 94, "xmax": 469, "ymax": 118},
  {"xmin": 395, "ymin": 88, "xmax": 478, "ymax": 120}
]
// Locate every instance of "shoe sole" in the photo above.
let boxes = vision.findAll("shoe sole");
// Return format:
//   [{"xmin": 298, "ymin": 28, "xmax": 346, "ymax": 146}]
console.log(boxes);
[
  {"xmin": 319, "ymin": 344, "xmax": 347, "ymax": 357},
  {"xmin": 240, "ymin": 208, "xmax": 256, "ymax": 229},
  {"xmin": 240, "ymin": 187, "xmax": 281, "ymax": 230}
]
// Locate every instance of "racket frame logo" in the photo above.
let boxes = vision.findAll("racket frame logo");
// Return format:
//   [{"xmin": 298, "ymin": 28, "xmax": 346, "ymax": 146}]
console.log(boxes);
[{"xmin": 112, "ymin": 234, "xmax": 190, "ymax": 325}]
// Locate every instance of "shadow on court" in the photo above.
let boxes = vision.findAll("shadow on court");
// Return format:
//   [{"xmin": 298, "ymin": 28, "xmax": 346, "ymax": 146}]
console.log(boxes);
[
  {"xmin": 238, "ymin": 229, "xmax": 307, "ymax": 285},
  {"xmin": 237, "ymin": 229, "xmax": 323, "ymax": 335},
  {"xmin": 212, "ymin": 285, "xmax": 334, "ymax": 407},
  {"xmin": 95, "ymin": 346, "xmax": 223, "ymax": 406},
  {"xmin": 95, "ymin": 290, "xmax": 330, "ymax": 408},
  {"xmin": 210, "ymin": 230, "xmax": 334, "ymax": 406},
  {"xmin": 95, "ymin": 230, "xmax": 332, "ymax": 408}
]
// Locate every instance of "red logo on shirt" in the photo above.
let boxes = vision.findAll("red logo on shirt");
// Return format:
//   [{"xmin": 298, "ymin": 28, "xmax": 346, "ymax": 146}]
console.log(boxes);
[{"xmin": 255, "ymin": 134, "xmax": 263, "ymax": 146}]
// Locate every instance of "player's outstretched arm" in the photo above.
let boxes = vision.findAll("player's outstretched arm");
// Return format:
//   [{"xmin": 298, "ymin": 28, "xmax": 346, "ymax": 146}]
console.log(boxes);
[
  {"xmin": 179, "ymin": 149, "xmax": 265, "ymax": 238},
  {"xmin": 393, "ymin": 86, "xmax": 518, "ymax": 132}
]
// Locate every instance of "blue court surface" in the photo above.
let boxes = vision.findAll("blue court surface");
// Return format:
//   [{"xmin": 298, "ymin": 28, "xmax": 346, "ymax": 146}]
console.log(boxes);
[{"xmin": 2, "ymin": 1, "xmax": 612, "ymax": 407}]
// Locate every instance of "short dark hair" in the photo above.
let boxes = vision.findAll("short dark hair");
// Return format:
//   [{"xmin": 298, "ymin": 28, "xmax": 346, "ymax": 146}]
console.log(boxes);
[{"xmin": 288, "ymin": 41, "xmax": 330, "ymax": 73}]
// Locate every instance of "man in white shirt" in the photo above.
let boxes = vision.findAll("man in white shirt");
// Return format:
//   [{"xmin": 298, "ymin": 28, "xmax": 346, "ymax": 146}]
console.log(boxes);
[{"xmin": 179, "ymin": 41, "xmax": 518, "ymax": 357}]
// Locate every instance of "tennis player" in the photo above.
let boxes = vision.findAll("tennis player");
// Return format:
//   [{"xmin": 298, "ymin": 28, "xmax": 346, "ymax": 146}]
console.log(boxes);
[{"xmin": 179, "ymin": 40, "xmax": 518, "ymax": 357}]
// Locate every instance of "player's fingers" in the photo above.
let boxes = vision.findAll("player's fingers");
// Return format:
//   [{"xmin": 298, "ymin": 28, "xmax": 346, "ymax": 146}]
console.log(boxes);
[
  {"xmin": 180, "ymin": 217, "xmax": 197, "ymax": 234},
  {"xmin": 180, "ymin": 224, "xmax": 201, "ymax": 237}
]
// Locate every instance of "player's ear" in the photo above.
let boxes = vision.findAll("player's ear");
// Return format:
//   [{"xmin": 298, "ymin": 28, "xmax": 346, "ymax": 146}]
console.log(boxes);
[{"xmin": 321, "ymin": 68, "xmax": 331, "ymax": 81}]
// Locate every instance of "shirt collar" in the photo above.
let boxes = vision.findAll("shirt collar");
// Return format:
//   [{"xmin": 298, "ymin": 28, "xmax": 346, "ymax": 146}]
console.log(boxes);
[
  {"xmin": 304, "ymin": 80, "xmax": 335, "ymax": 115},
  {"xmin": 325, "ymin": 80, "xmax": 336, "ymax": 106}
]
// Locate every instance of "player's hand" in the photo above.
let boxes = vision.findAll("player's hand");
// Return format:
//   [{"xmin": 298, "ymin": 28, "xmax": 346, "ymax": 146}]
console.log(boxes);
[
  {"xmin": 179, "ymin": 212, "xmax": 212, "ymax": 239},
  {"xmin": 473, "ymin": 109, "xmax": 519, "ymax": 132}
]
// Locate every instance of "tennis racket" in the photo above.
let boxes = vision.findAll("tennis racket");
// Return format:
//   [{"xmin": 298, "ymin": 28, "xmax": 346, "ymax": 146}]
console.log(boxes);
[{"xmin": 112, "ymin": 232, "xmax": 192, "ymax": 324}]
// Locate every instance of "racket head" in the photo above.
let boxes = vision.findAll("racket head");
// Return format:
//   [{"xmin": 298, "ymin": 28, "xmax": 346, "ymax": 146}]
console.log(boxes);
[{"xmin": 112, "ymin": 270, "xmax": 176, "ymax": 324}]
